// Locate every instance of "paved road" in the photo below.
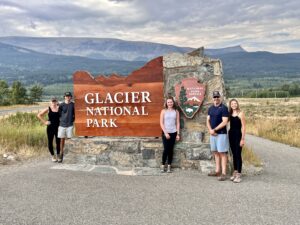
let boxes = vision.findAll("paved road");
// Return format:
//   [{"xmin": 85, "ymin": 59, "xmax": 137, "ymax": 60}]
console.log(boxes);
[
  {"xmin": 1, "ymin": 135, "xmax": 300, "ymax": 225},
  {"xmin": 0, "ymin": 105, "xmax": 45, "ymax": 117}
]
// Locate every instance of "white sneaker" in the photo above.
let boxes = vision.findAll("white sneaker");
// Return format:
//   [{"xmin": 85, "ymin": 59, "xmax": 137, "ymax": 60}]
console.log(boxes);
[
  {"xmin": 230, "ymin": 171, "xmax": 238, "ymax": 181},
  {"xmin": 233, "ymin": 173, "xmax": 242, "ymax": 183},
  {"xmin": 167, "ymin": 165, "xmax": 171, "ymax": 173},
  {"xmin": 51, "ymin": 155, "xmax": 57, "ymax": 162},
  {"xmin": 160, "ymin": 165, "xmax": 165, "ymax": 173}
]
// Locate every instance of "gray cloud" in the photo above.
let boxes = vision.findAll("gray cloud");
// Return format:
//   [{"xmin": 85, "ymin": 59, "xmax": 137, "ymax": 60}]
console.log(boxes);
[{"xmin": 0, "ymin": 0, "xmax": 299, "ymax": 52}]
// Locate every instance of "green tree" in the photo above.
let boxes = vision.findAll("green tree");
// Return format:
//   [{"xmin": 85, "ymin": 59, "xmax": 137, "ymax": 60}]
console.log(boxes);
[
  {"xmin": 253, "ymin": 82, "xmax": 262, "ymax": 88},
  {"xmin": 0, "ymin": 80, "xmax": 10, "ymax": 105},
  {"xmin": 281, "ymin": 84, "xmax": 290, "ymax": 91},
  {"xmin": 10, "ymin": 81, "xmax": 27, "ymax": 104},
  {"xmin": 28, "ymin": 84, "xmax": 43, "ymax": 104},
  {"xmin": 290, "ymin": 83, "xmax": 300, "ymax": 96}
]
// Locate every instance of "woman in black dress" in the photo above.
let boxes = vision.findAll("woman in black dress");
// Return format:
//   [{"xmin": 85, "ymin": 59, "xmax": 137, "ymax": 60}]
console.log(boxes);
[{"xmin": 228, "ymin": 99, "xmax": 246, "ymax": 183}]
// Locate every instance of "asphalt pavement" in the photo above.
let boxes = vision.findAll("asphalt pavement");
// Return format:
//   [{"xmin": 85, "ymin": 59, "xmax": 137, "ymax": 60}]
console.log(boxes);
[{"xmin": 1, "ymin": 135, "xmax": 300, "ymax": 225}]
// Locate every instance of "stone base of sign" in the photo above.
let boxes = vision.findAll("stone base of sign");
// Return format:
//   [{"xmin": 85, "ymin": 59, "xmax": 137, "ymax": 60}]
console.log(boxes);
[{"xmin": 63, "ymin": 136, "xmax": 213, "ymax": 172}]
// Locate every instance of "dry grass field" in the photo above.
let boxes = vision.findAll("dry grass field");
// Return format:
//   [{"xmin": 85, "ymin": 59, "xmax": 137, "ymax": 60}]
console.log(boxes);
[
  {"xmin": 237, "ymin": 97, "xmax": 300, "ymax": 148},
  {"xmin": 0, "ymin": 113, "xmax": 47, "ymax": 163}
]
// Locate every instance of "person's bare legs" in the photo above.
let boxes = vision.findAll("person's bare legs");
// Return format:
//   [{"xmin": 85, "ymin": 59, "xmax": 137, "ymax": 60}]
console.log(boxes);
[
  {"xmin": 214, "ymin": 152, "xmax": 221, "ymax": 174},
  {"xmin": 220, "ymin": 152, "xmax": 228, "ymax": 175},
  {"xmin": 60, "ymin": 138, "xmax": 65, "ymax": 154},
  {"xmin": 58, "ymin": 138, "xmax": 65, "ymax": 162}
]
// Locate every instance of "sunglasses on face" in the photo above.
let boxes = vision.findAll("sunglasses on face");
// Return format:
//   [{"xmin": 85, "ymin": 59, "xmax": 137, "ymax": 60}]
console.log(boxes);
[{"xmin": 213, "ymin": 96, "xmax": 220, "ymax": 99}]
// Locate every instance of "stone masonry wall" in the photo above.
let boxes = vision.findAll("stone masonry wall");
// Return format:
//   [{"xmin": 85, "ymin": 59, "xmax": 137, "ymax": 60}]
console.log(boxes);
[
  {"xmin": 64, "ymin": 49, "xmax": 226, "ymax": 172},
  {"xmin": 162, "ymin": 49, "xmax": 226, "ymax": 171}
]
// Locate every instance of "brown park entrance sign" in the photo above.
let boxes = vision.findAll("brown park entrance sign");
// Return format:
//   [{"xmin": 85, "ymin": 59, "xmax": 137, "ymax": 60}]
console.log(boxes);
[
  {"xmin": 175, "ymin": 77, "xmax": 206, "ymax": 118},
  {"xmin": 73, "ymin": 57, "xmax": 164, "ymax": 137}
]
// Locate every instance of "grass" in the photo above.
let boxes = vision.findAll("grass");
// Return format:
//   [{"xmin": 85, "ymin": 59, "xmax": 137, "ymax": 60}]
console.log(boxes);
[
  {"xmin": 238, "ymin": 97, "xmax": 300, "ymax": 148},
  {"xmin": 242, "ymin": 145, "xmax": 262, "ymax": 167},
  {"xmin": 0, "ymin": 112, "xmax": 48, "ymax": 158}
]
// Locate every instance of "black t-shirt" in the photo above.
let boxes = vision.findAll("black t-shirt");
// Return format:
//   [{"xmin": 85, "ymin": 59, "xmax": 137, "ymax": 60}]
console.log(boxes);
[
  {"xmin": 208, "ymin": 103, "xmax": 229, "ymax": 134},
  {"xmin": 59, "ymin": 102, "xmax": 75, "ymax": 127}
]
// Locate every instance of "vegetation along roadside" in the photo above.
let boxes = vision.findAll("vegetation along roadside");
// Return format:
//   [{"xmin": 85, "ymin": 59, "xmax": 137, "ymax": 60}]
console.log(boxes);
[
  {"xmin": 238, "ymin": 98, "xmax": 300, "ymax": 148},
  {"xmin": 0, "ymin": 112, "xmax": 47, "ymax": 164}
]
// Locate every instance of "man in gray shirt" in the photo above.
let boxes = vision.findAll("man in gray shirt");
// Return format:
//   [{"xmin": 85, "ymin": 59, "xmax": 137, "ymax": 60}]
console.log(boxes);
[{"xmin": 57, "ymin": 92, "xmax": 75, "ymax": 163}]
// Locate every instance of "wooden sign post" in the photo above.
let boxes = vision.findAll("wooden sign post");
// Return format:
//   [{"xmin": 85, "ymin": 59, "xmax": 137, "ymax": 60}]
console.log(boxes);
[{"xmin": 73, "ymin": 57, "xmax": 164, "ymax": 137}]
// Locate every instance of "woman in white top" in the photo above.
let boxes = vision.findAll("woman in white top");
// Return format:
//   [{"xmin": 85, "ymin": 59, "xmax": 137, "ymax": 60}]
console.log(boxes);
[{"xmin": 160, "ymin": 97, "xmax": 180, "ymax": 173}]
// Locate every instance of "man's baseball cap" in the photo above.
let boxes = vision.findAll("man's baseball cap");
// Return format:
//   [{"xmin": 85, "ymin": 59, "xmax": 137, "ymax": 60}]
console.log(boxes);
[
  {"xmin": 212, "ymin": 91, "xmax": 221, "ymax": 97},
  {"xmin": 64, "ymin": 92, "xmax": 72, "ymax": 97}
]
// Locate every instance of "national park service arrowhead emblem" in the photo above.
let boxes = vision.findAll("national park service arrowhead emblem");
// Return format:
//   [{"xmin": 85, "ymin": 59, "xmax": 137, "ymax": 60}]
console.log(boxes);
[{"xmin": 175, "ymin": 78, "xmax": 206, "ymax": 118}]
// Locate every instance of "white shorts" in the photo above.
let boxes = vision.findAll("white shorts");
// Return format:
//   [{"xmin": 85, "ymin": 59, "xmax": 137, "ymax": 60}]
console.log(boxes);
[{"xmin": 58, "ymin": 126, "xmax": 73, "ymax": 139}]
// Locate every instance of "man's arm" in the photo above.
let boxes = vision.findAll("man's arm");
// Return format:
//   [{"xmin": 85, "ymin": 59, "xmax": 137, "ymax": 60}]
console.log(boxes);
[
  {"xmin": 207, "ymin": 115, "xmax": 217, "ymax": 135},
  {"xmin": 213, "ymin": 117, "xmax": 228, "ymax": 132},
  {"xmin": 58, "ymin": 103, "xmax": 62, "ymax": 117}
]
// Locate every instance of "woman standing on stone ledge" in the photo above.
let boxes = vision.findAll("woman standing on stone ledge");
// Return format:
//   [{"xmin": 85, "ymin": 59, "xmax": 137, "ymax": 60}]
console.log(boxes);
[
  {"xmin": 160, "ymin": 96, "xmax": 180, "ymax": 173},
  {"xmin": 228, "ymin": 99, "xmax": 246, "ymax": 183}
]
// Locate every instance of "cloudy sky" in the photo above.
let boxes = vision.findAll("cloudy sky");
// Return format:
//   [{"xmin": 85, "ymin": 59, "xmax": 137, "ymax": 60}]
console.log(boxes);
[{"xmin": 0, "ymin": 0, "xmax": 299, "ymax": 53}]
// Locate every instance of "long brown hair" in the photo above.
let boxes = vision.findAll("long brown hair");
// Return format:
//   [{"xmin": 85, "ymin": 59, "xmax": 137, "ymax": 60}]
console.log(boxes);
[
  {"xmin": 164, "ymin": 96, "xmax": 177, "ymax": 110},
  {"xmin": 229, "ymin": 98, "xmax": 240, "ymax": 115}
]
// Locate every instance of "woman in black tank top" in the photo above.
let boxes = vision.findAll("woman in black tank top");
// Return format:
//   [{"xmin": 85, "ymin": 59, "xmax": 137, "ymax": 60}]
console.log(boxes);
[
  {"xmin": 229, "ymin": 99, "xmax": 246, "ymax": 183},
  {"xmin": 37, "ymin": 97, "xmax": 60, "ymax": 162}
]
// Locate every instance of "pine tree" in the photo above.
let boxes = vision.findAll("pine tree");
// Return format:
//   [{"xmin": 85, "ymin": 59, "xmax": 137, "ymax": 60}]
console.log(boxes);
[
  {"xmin": 179, "ymin": 86, "xmax": 187, "ymax": 107},
  {"xmin": 0, "ymin": 80, "xmax": 10, "ymax": 105},
  {"xmin": 29, "ymin": 84, "xmax": 44, "ymax": 104},
  {"xmin": 10, "ymin": 81, "xmax": 27, "ymax": 104}
]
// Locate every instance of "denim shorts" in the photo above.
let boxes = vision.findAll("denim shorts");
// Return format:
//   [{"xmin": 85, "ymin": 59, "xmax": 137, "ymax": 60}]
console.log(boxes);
[
  {"xmin": 58, "ymin": 126, "xmax": 73, "ymax": 139},
  {"xmin": 210, "ymin": 134, "xmax": 229, "ymax": 153}
]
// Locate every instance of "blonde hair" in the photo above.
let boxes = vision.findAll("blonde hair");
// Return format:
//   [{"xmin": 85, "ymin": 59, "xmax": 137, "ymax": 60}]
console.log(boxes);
[{"xmin": 229, "ymin": 98, "xmax": 240, "ymax": 115}]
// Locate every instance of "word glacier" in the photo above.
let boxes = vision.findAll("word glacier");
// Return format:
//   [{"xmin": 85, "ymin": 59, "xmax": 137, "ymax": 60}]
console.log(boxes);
[{"xmin": 84, "ymin": 92, "xmax": 151, "ymax": 104}]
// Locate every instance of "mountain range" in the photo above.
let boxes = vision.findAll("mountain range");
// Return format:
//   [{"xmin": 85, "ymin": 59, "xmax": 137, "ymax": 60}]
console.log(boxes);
[
  {"xmin": 0, "ymin": 36, "xmax": 299, "ymax": 85},
  {"xmin": 0, "ymin": 36, "xmax": 194, "ymax": 61}
]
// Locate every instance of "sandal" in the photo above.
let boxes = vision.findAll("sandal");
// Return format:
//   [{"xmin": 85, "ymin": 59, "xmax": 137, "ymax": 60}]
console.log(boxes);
[
  {"xmin": 208, "ymin": 171, "xmax": 221, "ymax": 177},
  {"xmin": 218, "ymin": 174, "xmax": 227, "ymax": 181}
]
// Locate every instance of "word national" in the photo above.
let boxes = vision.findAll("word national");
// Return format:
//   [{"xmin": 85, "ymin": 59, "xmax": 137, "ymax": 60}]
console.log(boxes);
[{"xmin": 84, "ymin": 91, "xmax": 152, "ymax": 128}]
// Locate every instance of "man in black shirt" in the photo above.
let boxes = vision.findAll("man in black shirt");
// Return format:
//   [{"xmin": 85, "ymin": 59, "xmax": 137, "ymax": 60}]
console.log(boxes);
[
  {"xmin": 57, "ymin": 92, "xmax": 75, "ymax": 163},
  {"xmin": 206, "ymin": 91, "xmax": 229, "ymax": 181}
]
